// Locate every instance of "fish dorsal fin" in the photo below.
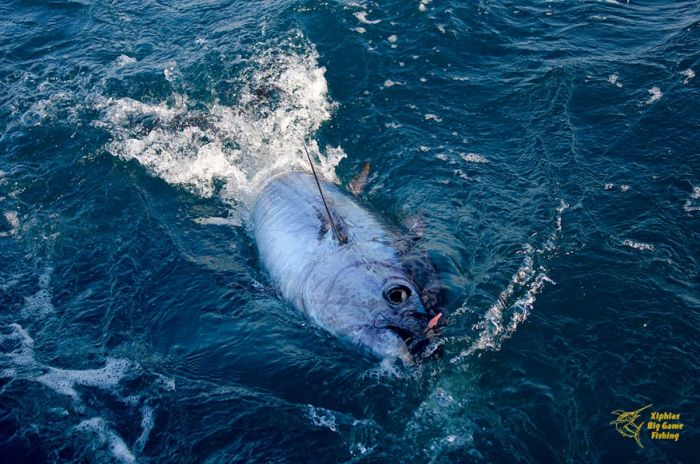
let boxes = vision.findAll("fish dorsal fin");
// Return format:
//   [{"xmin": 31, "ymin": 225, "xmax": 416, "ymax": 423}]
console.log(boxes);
[
  {"xmin": 302, "ymin": 141, "xmax": 348, "ymax": 244},
  {"xmin": 348, "ymin": 161, "xmax": 370, "ymax": 196},
  {"xmin": 314, "ymin": 206, "xmax": 347, "ymax": 241}
]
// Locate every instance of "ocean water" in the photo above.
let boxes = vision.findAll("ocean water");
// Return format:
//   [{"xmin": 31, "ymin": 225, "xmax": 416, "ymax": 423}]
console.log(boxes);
[{"xmin": 1, "ymin": 0, "xmax": 699, "ymax": 462}]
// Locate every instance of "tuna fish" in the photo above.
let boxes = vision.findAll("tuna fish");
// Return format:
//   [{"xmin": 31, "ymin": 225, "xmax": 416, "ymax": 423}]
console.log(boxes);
[{"xmin": 251, "ymin": 161, "xmax": 443, "ymax": 362}]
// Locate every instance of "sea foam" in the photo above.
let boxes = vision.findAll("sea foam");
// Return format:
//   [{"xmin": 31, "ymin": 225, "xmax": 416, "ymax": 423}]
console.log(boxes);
[{"xmin": 98, "ymin": 40, "xmax": 344, "ymax": 213}]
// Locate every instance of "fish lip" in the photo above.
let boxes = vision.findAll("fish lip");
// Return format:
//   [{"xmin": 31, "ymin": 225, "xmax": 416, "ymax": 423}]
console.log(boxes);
[
  {"xmin": 381, "ymin": 322, "xmax": 437, "ymax": 356},
  {"xmin": 376, "ymin": 310, "xmax": 445, "ymax": 357},
  {"xmin": 407, "ymin": 335, "xmax": 432, "ymax": 355}
]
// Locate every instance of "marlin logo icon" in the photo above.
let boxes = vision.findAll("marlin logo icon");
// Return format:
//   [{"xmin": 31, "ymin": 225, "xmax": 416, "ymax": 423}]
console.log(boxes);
[{"xmin": 610, "ymin": 404, "xmax": 652, "ymax": 448}]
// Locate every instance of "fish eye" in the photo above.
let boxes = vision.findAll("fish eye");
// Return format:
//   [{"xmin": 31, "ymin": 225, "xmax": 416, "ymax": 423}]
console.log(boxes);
[{"xmin": 384, "ymin": 285, "xmax": 411, "ymax": 305}]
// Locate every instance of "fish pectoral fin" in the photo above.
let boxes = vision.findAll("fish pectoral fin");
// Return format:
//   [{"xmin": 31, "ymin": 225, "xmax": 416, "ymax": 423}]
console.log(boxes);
[{"xmin": 348, "ymin": 161, "xmax": 370, "ymax": 196}]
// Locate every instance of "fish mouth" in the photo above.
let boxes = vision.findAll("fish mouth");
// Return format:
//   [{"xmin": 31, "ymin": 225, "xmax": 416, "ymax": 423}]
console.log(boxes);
[{"xmin": 382, "ymin": 312, "xmax": 444, "ymax": 358}]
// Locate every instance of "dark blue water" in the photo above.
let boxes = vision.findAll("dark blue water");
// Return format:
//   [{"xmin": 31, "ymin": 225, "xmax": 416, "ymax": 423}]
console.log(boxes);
[{"xmin": 1, "ymin": 1, "xmax": 699, "ymax": 462}]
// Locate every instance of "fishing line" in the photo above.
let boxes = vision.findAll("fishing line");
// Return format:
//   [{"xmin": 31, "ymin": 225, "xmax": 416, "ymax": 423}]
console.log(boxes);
[{"xmin": 302, "ymin": 141, "xmax": 348, "ymax": 244}]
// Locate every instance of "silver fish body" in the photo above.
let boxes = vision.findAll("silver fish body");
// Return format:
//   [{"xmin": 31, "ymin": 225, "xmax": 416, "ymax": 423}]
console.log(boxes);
[{"xmin": 251, "ymin": 171, "xmax": 437, "ymax": 360}]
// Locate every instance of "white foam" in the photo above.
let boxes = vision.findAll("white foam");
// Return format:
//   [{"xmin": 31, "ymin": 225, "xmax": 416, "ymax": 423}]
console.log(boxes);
[
  {"xmin": 460, "ymin": 152, "xmax": 488, "ymax": 164},
  {"xmin": 684, "ymin": 192, "xmax": 700, "ymax": 211},
  {"xmin": 193, "ymin": 216, "xmax": 242, "ymax": 227},
  {"xmin": 0, "ymin": 325, "xmax": 155, "ymax": 462},
  {"xmin": 95, "ymin": 96, "xmax": 182, "ymax": 126},
  {"xmin": 383, "ymin": 79, "xmax": 399, "ymax": 87},
  {"xmin": 555, "ymin": 200, "xmax": 569, "ymax": 234},
  {"xmin": 134, "ymin": 405, "xmax": 154, "ymax": 453},
  {"xmin": 163, "ymin": 62, "xmax": 181, "ymax": 83},
  {"xmin": 1, "ymin": 324, "xmax": 136, "ymax": 401},
  {"xmin": 453, "ymin": 251, "xmax": 552, "ymax": 364},
  {"xmin": 354, "ymin": 11, "xmax": 381, "ymax": 24},
  {"xmin": 644, "ymin": 86, "xmax": 662, "ymax": 104},
  {"xmin": 4, "ymin": 211, "xmax": 19, "ymax": 228},
  {"xmin": 36, "ymin": 358, "xmax": 132, "ymax": 400},
  {"xmin": 115, "ymin": 55, "xmax": 136, "ymax": 67},
  {"xmin": 20, "ymin": 91, "xmax": 73, "ymax": 127},
  {"xmin": 680, "ymin": 69, "xmax": 695, "ymax": 84},
  {"xmin": 307, "ymin": 405, "xmax": 338, "ymax": 432},
  {"xmin": 76, "ymin": 418, "xmax": 135, "ymax": 463},
  {"xmin": 419, "ymin": 0, "xmax": 432, "ymax": 12},
  {"xmin": 424, "ymin": 113, "xmax": 442, "ymax": 122},
  {"xmin": 452, "ymin": 201, "xmax": 568, "ymax": 364},
  {"xmin": 99, "ymin": 42, "xmax": 344, "ymax": 210},
  {"xmin": 349, "ymin": 442, "xmax": 371, "ymax": 456},
  {"xmin": 608, "ymin": 72, "xmax": 622, "ymax": 88},
  {"xmin": 352, "ymin": 27, "xmax": 366, "ymax": 34},
  {"xmin": 0, "ymin": 323, "xmax": 35, "ymax": 368},
  {"xmin": 622, "ymin": 239, "xmax": 654, "ymax": 251},
  {"xmin": 0, "ymin": 211, "xmax": 19, "ymax": 237},
  {"xmin": 21, "ymin": 267, "xmax": 54, "ymax": 316}
]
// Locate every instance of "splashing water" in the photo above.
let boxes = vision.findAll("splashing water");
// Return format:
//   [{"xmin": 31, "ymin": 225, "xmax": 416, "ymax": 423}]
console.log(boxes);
[
  {"xmin": 451, "ymin": 200, "xmax": 569, "ymax": 364},
  {"xmin": 96, "ymin": 40, "xmax": 345, "ymax": 212}
]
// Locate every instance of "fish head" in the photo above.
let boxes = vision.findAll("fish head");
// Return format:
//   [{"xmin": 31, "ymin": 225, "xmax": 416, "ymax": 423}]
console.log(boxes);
[{"xmin": 304, "ymin": 259, "xmax": 443, "ymax": 362}]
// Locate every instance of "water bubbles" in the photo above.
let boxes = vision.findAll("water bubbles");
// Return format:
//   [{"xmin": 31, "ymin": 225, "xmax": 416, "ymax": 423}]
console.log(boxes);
[
  {"xmin": 622, "ymin": 239, "xmax": 655, "ymax": 252},
  {"xmin": 75, "ymin": 417, "xmax": 136, "ymax": 464},
  {"xmin": 99, "ymin": 38, "xmax": 345, "ymax": 211},
  {"xmin": 115, "ymin": 55, "xmax": 136, "ymax": 67},
  {"xmin": 603, "ymin": 183, "xmax": 631, "ymax": 192},
  {"xmin": 163, "ymin": 62, "xmax": 181, "ymax": 83},
  {"xmin": 460, "ymin": 152, "xmax": 488, "ymax": 164},
  {"xmin": 36, "ymin": 358, "xmax": 133, "ymax": 400},
  {"xmin": 0, "ymin": 210, "xmax": 19, "ymax": 237},
  {"xmin": 608, "ymin": 72, "xmax": 622, "ymax": 88},
  {"xmin": 354, "ymin": 11, "xmax": 381, "ymax": 25},
  {"xmin": 451, "ymin": 200, "xmax": 568, "ymax": 364},
  {"xmin": 21, "ymin": 267, "xmax": 53, "ymax": 317},
  {"xmin": 644, "ymin": 86, "xmax": 663, "ymax": 105},
  {"xmin": 307, "ymin": 405, "xmax": 338, "ymax": 432},
  {"xmin": 680, "ymin": 68, "xmax": 695, "ymax": 84}
]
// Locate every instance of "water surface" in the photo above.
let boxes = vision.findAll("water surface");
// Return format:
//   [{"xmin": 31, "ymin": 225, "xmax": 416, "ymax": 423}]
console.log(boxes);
[{"xmin": 1, "ymin": 1, "xmax": 699, "ymax": 462}]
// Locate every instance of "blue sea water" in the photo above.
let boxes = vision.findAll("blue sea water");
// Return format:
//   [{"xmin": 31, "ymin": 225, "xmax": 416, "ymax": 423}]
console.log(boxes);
[{"xmin": 1, "ymin": 0, "xmax": 699, "ymax": 462}]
